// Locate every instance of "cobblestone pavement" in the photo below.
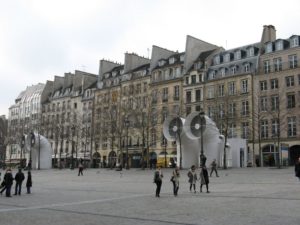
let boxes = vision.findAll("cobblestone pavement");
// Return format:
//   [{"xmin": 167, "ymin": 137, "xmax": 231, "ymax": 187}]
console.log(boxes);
[{"xmin": 0, "ymin": 167, "xmax": 299, "ymax": 225}]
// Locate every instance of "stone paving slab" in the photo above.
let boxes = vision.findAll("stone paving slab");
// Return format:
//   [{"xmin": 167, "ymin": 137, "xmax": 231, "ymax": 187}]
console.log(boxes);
[{"xmin": 0, "ymin": 167, "xmax": 299, "ymax": 225}]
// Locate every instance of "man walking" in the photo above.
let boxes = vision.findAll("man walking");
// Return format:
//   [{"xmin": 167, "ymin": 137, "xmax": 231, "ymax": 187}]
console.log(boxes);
[
  {"xmin": 14, "ymin": 168, "xmax": 25, "ymax": 195},
  {"xmin": 210, "ymin": 159, "xmax": 219, "ymax": 177},
  {"xmin": 295, "ymin": 157, "xmax": 300, "ymax": 181}
]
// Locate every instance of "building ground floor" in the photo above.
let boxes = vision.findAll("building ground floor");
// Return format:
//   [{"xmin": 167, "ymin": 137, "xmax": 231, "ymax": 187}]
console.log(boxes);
[{"xmin": 249, "ymin": 140, "xmax": 300, "ymax": 167}]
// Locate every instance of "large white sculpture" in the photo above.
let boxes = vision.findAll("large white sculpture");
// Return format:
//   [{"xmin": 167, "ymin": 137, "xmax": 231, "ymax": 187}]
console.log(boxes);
[
  {"xmin": 24, "ymin": 133, "xmax": 52, "ymax": 169},
  {"xmin": 163, "ymin": 113, "xmax": 227, "ymax": 168}
]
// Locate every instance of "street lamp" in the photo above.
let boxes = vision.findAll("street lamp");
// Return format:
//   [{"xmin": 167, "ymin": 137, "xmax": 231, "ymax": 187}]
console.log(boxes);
[
  {"xmin": 124, "ymin": 117, "xmax": 130, "ymax": 170},
  {"xmin": 71, "ymin": 126, "xmax": 75, "ymax": 169},
  {"xmin": 199, "ymin": 112, "xmax": 206, "ymax": 167},
  {"xmin": 20, "ymin": 135, "xmax": 25, "ymax": 168}
]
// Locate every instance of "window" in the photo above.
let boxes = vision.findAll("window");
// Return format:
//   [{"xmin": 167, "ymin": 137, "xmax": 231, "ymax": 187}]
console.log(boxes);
[
  {"xmin": 207, "ymin": 106, "xmax": 214, "ymax": 118},
  {"xmin": 271, "ymin": 95, "xmax": 279, "ymax": 111},
  {"xmin": 264, "ymin": 60, "xmax": 271, "ymax": 74},
  {"xmin": 151, "ymin": 129, "xmax": 157, "ymax": 146},
  {"xmin": 235, "ymin": 51, "xmax": 241, "ymax": 60},
  {"xmin": 260, "ymin": 80, "xmax": 267, "ymax": 91},
  {"xmin": 195, "ymin": 89, "xmax": 201, "ymax": 101},
  {"xmin": 241, "ymin": 79, "xmax": 248, "ymax": 93},
  {"xmin": 220, "ymin": 68, "xmax": 226, "ymax": 77},
  {"xmin": 244, "ymin": 63, "xmax": 250, "ymax": 73},
  {"xmin": 218, "ymin": 84, "xmax": 224, "ymax": 97},
  {"xmin": 229, "ymin": 103, "xmax": 236, "ymax": 117},
  {"xmin": 224, "ymin": 54, "xmax": 230, "ymax": 62},
  {"xmin": 241, "ymin": 100, "xmax": 249, "ymax": 116},
  {"xmin": 287, "ymin": 93, "xmax": 295, "ymax": 108},
  {"xmin": 260, "ymin": 120, "xmax": 268, "ymax": 139},
  {"xmin": 241, "ymin": 122, "xmax": 249, "ymax": 139},
  {"xmin": 291, "ymin": 37, "xmax": 299, "ymax": 47},
  {"xmin": 162, "ymin": 88, "xmax": 168, "ymax": 102},
  {"xmin": 195, "ymin": 105, "xmax": 201, "ymax": 112},
  {"xmin": 228, "ymin": 123, "xmax": 237, "ymax": 138},
  {"xmin": 209, "ymin": 71, "xmax": 216, "ymax": 80},
  {"xmin": 219, "ymin": 104, "xmax": 224, "ymax": 118},
  {"xmin": 228, "ymin": 81, "xmax": 236, "ymax": 95},
  {"xmin": 289, "ymin": 55, "xmax": 298, "ymax": 69},
  {"xmin": 161, "ymin": 107, "xmax": 168, "ymax": 123},
  {"xmin": 276, "ymin": 41, "xmax": 283, "ymax": 51},
  {"xmin": 214, "ymin": 56, "xmax": 220, "ymax": 65},
  {"xmin": 287, "ymin": 117, "xmax": 297, "ymax": 137},
  {"xmin": 286, "ymin": 76, "xmax": 294, "ymax": 87},
  {"xmin": 273, "ymin": 57, "xmax": 282, "ymax": 72},
  {"xmin": 270, "ymin": 79, "xmax": 278, "ymax": 89},
  {"xmin": 231, "ymin": 66, "xmax": 237, "ymax": 75},
  {"xmin": 185, "ymin": 77, "xmax": 189, "ymax": 85},
  {"xmin": 248, "ymin": 47, "xmax": 254, "ymax": 57},
  {"xmin": 191, "ymin": 75, "xmax": 196, "ymax": 84},
  {"xmin": 174, "ymin": 85, "xmax": 180, "ymax": 100},
  {"xmin": 207, "ymin": 86, "xmax": 215, "ymax": 99},
  {"xmin": 186, "ymin": 91, "xmax": 191, "ymax": 103},
  {"xmin": 271, "ymin": 119, "xmax": 279, "ymax": 137},
  {"xmin": 260, "ymin": 97, "xmax": 268, "ymax": 111},
  {"xmin": 266, "ymin": 43, "xmax": 273, "ymax": 53},
  {"xmin": 152, "ymin": 90, "xmax": 158, "ymax": 104}
]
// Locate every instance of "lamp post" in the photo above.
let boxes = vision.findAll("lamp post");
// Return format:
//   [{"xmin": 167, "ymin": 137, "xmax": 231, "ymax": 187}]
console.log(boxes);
[
  {"xmin": 199, "ymin": 112, "xmax": 206, "ymax": 167},
  {"xmin": 20, "ymin": 135, "xmax": 25, "ymax": 168},
  {"xmin": 30, "ymin": 131, "xmax": 35, "ymax": 170},
  {"xmin": 71, "ymin": 126, "xmax": 75, "ymax": 169},
  {"xmin": 124, "ymin": 117, "xmax": 130, "ymax": 170}
]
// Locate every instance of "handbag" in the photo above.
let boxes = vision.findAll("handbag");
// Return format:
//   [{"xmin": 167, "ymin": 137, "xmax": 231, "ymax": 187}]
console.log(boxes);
[{"xmin": 170, "ymin": 176, "xmax": 174, "ymax": 182}]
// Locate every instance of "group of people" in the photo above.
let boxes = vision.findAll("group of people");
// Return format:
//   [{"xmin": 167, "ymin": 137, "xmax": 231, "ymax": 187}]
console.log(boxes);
[
  {"xmin": 0, "ymin": 168, "xmax": 32, "ymax": 197},
  {"xmin": 153, "ymin": 159, "xmax": 219, "ymax": 197}
]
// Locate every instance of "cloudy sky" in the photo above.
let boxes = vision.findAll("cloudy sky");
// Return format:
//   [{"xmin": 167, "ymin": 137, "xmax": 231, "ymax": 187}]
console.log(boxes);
[{"xmin": 0, "ymin": 0, "xmax": 299, "ymax": 116}]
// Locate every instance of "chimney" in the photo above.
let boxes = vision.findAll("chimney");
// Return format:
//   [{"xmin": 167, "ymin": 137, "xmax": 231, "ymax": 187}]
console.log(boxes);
[{"xmin": 261, "ymin": 25, "xmax": 276, "ymax": 44}]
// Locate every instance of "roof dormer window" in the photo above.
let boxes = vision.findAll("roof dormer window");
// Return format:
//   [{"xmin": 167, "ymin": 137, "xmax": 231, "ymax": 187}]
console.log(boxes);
[
  {"xmin": 104, "ymin": 73, "xmax": 110, "ymax": 79},
  {"xmin": 266, "ymin": 43, "xmax": 273, "ymax": 53},
  {"xmin": 224, "ymin": 53, "xmax": 230, "ymax": 63},
  {"xmin": 276, "ymin": 40, "xmax": 283, "ymax": 51},
  {"xmin": 290, "ymin": 36, "xmax": 299, "ymax": 47},
  {"xmin": 158, "ymin": 60, "xmax": 166, "ymax": 67},
  {"xmin": 169, "ymin": 57, "xmax": 175, "ymax": 64},
  {"xmin": 214, "ymin": 56, "xmax": 220, "ymax": 65},
  {"xmin": 208, "ymin": 70, "xmax": 216, "ymax": 80},
  {"xmin": 220, "ymin": 68, "xmax": 226, "ymax": 77},
  {"xmin": 248, "ymin": 47, "xmax": 254, "ymax": 57},
  {"xmin": 235, "ymin": 51, "xmax": 241, "ymax": 60},
  {"xmin": 180, "ymin": 54, "xmax": 184, "ymax": 62},
  {"xmin": 112, "ymin": 71, "xmax": 117, "ymax": 77}
]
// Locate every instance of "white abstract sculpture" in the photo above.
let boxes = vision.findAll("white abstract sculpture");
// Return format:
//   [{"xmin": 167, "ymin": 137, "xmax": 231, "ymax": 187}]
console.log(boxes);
[
  {"xmin": 24, "ymin": 133, "xmax": 52, "ymax": 169},
  {"xmin": 163, "ymin": 113, "xmax": 226, "ymax": 168}
]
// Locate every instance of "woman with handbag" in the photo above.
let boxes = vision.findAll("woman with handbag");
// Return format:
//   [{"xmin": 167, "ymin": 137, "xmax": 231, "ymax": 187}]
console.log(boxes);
[{"xmin": 187, "ymin": 165, "xmax": 197, "ymax": 193}]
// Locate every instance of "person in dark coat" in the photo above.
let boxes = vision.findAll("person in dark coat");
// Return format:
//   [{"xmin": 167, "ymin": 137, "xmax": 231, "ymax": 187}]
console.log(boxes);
[
  {"xmin": 200, "ymin": 166, "xmax": 210, "ymax": 193},
  {"xmin": 295, "ymin": 157, "xmax": 300, "ymax": 181},
  {"xmin": 187, "ymin": 165, "xmax": 197, "ymax": 193},
  {"xmin": 26, "ymin": 171, "xmax": 32, "ymax": 194},
  {"xmin": 153, "ymin": 166, "xmax": 163, "ymax": 197},
  {"xmin": 14, "ymin": 168, "xmax": 25, "ymax": 195},
  {"xmin": 210, "ymin": 159, "xmax": 219, "ymax": 177},
  {"xmin": 78, "ymin": 162, "xmax": 84, "ymax": 176},
  {"xmin": 3, "ymin": 168, "xmax": 14, "ymax": 197}
]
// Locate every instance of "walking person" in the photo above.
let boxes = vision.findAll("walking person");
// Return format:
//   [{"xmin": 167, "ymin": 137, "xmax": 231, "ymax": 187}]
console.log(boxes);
[
  {"xmin": 295, "ymin": 157, "xmax": 300, "ymax": 181},
  {"xmin": 210, "ymin": 159, "xmax": 219, "ymax": 177},
  {"xmin": 200, "ymin": 166, "xmax": 210, "ymax": 193},
  {"xmin": 153, "ymin": 166, "xmax": 163, "ymax": 197},
  {"xmin": 3, "ymin": 168, "xmax": 14, "ymax": 197},
  {"xmin": 78, "ymin": 162, "xmax": 84, "ymax": 176},
  {"xmin": 171, "ymin": 166, "xmax": 180, "ymax": 196},
  {"xmin": 26, "ymin": 171, "xmax": 32, "ymax": 194},
  {"xmin": 187, "ymin": 165, "xmax": 197, "ymax": 193},
  {"xmin": 14, "ymin": 168, "xmax": 25, "ymax": 195}
]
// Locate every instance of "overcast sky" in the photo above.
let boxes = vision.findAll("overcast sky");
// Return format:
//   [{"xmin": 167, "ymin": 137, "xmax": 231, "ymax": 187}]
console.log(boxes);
[{"xmin": 0, "ymin": 0, "xmax": 299, "ymax": 116}]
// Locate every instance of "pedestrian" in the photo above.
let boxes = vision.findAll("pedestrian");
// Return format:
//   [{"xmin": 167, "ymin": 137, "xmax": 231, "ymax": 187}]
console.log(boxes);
[
  {"xmin": 200, "ymin": 166, "xmax": 210, "ymax": 193},
  {"xmin": 187, "ymin": 165, "xmax": 197, "ymax": 193},
  {"xmin": 295, "ymin": 157, "xmax": 300, "ymax": 181},
  {"xmin": 78, "ymin": 162, "xmax": 84, "ymax": 176},
  {"xmin": 153, "ymin": 166, "xmax": 163, "ymax": 197},
  {"xmin": 26, "ymin": 171, "xmax": 32, "ymax": 194},
  {"xmin": 171, "ymin": 166, "xmax": 180, "ymax": 196},
  {"xmin": 210, "ymin": 159, "xmax": 219, "ymax": 177},
  {"xmin": 3, "ymin": 168, "xmax": 14, "ymax": 197},
  {"xmin": 14, "ymin": 168, "xmax": 25, "ymax": 195}
]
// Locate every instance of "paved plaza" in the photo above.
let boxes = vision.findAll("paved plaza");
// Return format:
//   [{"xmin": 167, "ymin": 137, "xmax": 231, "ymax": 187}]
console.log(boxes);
[{"xmin": 0, "ymin": 167, "xmax": 299, "ymax": 225}]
